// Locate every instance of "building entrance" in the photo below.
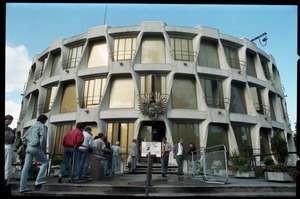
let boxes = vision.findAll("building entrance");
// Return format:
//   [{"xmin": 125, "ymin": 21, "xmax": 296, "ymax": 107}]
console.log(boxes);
[{"xmin": 138, "ymin": 121, "xmax": 166, "ymax": 163}]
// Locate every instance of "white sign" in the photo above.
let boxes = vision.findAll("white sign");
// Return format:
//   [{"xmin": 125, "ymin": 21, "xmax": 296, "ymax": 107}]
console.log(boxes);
[{"xmin": 141, "ymin": 141, "xmax": 162, "ymax": 158}]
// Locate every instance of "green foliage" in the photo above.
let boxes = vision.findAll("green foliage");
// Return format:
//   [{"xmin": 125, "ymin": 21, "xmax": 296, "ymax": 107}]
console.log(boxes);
[
  {"xmin": 270, "ymin": 133, "xmax": 288, "ymax": 164},
  {"xmin": 229, "ymin": 149, "xmax": 252, "ymax": 172},
  {"xmin": 265, "ymin": 163, "xmax": 288, "ymax": 172},
  {"xmin": 51, "ymin": 155, "xmax": 63, "ymax": 166},
  {"xmin": 263, "ymin": 156, "xmax": 275, "ymax": 166}
]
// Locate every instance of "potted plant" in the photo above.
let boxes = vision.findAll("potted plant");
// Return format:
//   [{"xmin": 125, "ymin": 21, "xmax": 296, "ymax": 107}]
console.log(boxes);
[
  {"xmin": 263, "ymin": 133, "xmax": 293, "ymax": 182},
  {"xmin": 50, "ymin": 155, "xmax": 63, "ymax": 176},
  {"xmin": 229, "ymin": 149, "xmax": 255, "ymax": 178}
]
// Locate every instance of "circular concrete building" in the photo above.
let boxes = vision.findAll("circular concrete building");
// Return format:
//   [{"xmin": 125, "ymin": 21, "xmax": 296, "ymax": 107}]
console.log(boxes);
[{"xmin": 16, "ymin": 22, "xmax": 296, "ymax": 166}]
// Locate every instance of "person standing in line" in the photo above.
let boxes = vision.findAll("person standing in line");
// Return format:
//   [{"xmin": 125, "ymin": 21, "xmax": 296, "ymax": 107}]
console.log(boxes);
[
  {"xmin": 111, "ymin": 141, "xmax": 121, "ymax": 174},
  {"xmin": 173, "ymin": 138, "xmax": 185, "ymax": 176},
  {"xmin": 19, "ymin": 115, "xmax": 49, "ymax": 193},
  {"xmin": 187, "ymin": 142, "xmax": 197, "ymax": 176},
  {"xmin": 5, "ymin": 130, "xmax": 15, "ymax": 188},
  {"xmin": 5, "ymin": 114, "xmax": 15, "ymax": 188},
  {"xmin": 57, "ymin": 122, "xmax": 85, "ymax": 183},
  {"xmin": 93, "ymin": 133, "xmax": 106, "ymax": 156},
  {"xmin": 160, "ymin": 136, "xmax": 172, "ymax": 177},
  {"xmin": 130, "ymin": 139, "xmax": 138, "ymax": 172},
  {"xmin": 77, "ymin": 126, "xmax": 94, "ymax": 179},
  {"xmin": 103, "ymin": 136, "xmax": 113, "ymax": 176}
]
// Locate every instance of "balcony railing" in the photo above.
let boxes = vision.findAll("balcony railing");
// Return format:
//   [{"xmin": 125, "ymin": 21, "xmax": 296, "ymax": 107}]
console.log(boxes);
[{"xmin": 61, "ymin": 57, "xmax": 81, "ymax": 69}]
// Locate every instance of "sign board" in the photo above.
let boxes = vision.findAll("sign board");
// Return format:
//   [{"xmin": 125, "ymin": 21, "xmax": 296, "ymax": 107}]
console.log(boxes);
[{"xmin": 141, "ymin": 141, "xmax": 162, "ymax": 158}]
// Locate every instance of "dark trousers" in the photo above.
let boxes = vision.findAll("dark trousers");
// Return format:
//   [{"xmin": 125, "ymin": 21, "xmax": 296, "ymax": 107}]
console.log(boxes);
[
  {"xmin": 176, "ymin": 155, "xmax": 184, "ymax": 175},
  {"xmin": 160, "ymin": 155, "xmax": 169, "ymax": 175}
]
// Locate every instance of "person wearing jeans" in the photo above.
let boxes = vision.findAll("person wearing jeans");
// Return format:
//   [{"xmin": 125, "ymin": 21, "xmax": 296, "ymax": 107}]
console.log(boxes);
[
  {"xmin": 19, "ymin": 115, "xmax": 49, "ymax": 193},
  {"xmin": 160, "ymin": 137, "xmax": 172, "ymax": 177}
]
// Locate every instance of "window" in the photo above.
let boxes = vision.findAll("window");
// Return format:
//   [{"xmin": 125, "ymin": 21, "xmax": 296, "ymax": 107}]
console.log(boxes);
[
  {"xmin": 44, "ymin": 85, "xmax": 58, "ymax": 112},
  {"xmin": 171, "ymin": 76, "xmax": 197, "ymax": 109},
  {"xmin": 170, "ymin": 37, "xmax": 194, "ymax": 61},
  {"xmin": 200, "ymin": 77, "xmax": 224, "ymax": 108},
  {"xmin": 63, "ymin": 45, "xmax": 83, "ymax": 69},
  {"xmin": 268, "ymin": 92, "xmax": 276, "ymax": 120},
  {"xmin": 249, "ymin": 86, "xmax": 263, "ymax": 114},
  {"xmin": 261, "ymin": 60, "xmax": 271, "ymax": 80},
  {"xmin": 198, "ymin": 40, "xmax": 220, "ymax": 68},
  {"xmin": 141, "ymin": 74, "xmax": 166, "ymax": 95},
  {"xmin": 141, "ymin": 36, "xmax": 165, "ymax": 63},
  {"xmin": 206, "ymin": 124, "xmax": 229, "ymax": 150},
  {"xmin": 60, "ymin": 83, "xmax": 77, "ymax": 113},
  {"xmin": 113, "ymin": 37, "xmax": 136, "ymax": 61},
  {"xmin": 172, "ymin": 122, "xmax": 199, "ymax": 150},
  {"xmin": 109, "ymin": 77, "xmax": 134, "ymax": 108},
  {"xmin": 87, "ymin": 41, "xmax": 108, "ymax": 68},
  {"xmin": 260, "ymin": 128, "xmax": 271, "ymax": 155},
  {"xmin": 83, "ymin": 78, "xmax": 106, "ymax": 108},
  {"xmin": 231, "ymin": 124, "xmax": 252, "ymax": 152},
  {"xmin": 246, "ymin": 52, "xmax": 257, "ymax": 77},
  {"xmin": 223, "ymin": 45, "xmax": 240, "ymax": 69},
  {"xmin": 35, "ymin": 58, "xmax": 47, "ymax": 80},
  {"xmin": 229, "ymin": 82, "xmax": 247, "ymax": 114},
  {"xmin": 50, "ymin": 53, "xmax": 61, "ymax": 76},
  {"xmin": 31, "ymin": 92, "xmax": 39, "ymax": 119},
  {"xmin": 107, "ymin": 122, "xmax": 134, "ymax": 161}
]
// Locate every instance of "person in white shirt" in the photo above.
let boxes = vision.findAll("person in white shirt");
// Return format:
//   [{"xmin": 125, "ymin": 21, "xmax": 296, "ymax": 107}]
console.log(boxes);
[
  {"xmin": 77, "ymin": 126, "xmax": 94, "ymax": 179},
  {"xmin": 173, "ymin": 138, "xmax": 185, "ymax": 176},
  {"xmin": 111, "ymin": 141, "xmax": 121, "ymax": 174}
]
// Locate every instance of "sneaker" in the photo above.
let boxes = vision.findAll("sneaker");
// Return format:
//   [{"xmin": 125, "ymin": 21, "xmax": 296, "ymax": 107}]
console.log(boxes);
[
  {"xmin": 20, "ymin": 188, "xmax": 32, "ymax": 193},
  {"xmin": 35, "ymin": 180, "xmax": 47, "ymax": 186},
  {"xmin": 58, "ymin": 175, "xmax": 62, "ymax": 183}
]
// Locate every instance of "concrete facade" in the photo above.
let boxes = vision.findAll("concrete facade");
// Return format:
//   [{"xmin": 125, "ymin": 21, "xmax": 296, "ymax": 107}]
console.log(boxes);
[{"xmin": 15, "ymin": 22, "xmax": 296, "ymax": 166}]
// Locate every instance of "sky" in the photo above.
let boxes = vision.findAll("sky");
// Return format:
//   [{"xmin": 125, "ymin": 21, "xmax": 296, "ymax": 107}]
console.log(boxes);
[{"xmin": 5, "ymin": 3, "xmax": 298, "ymax": 131}]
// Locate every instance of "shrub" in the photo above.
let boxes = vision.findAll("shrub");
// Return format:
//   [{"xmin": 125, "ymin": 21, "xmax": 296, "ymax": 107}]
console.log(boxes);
[
  {"xmin": 263, "ymin": 156, "xmax": 274, "ymax": 166},
  {"xmin": 265, "ymin": 163, "xmax": 288, "ymax": 172}
]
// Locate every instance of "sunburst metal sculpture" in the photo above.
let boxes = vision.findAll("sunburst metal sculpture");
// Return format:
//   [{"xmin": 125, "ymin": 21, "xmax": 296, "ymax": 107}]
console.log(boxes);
[{"xmin": 138, "ymin": 92, "xmax": 168, "ymax": 119}]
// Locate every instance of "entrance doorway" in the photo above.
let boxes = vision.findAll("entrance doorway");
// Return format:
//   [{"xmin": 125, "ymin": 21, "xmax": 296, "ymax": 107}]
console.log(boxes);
[{"xmin": 138, "ymin": 121, "xmax": 166, "ymax": 163}]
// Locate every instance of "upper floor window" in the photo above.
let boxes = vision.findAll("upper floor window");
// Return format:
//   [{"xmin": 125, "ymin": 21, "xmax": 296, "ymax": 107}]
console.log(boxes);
[
  {"xmin": 171, "ymin": 76, "xmax": 197, "ymax": 109},
  {"xmin": 261, "ymin": 60, "xmax": 271, "ymax": 80},
  {"xmin": 83, "ymin": 77, "xmax": 106, "ymax": 108},
  {"xmin": 50, "ymin": 52, "xmax": 61, "ymax": 77},
  {"xmin": 249, "ymin": 85, "xmax": 263, "ymax": 114},
  {"xmin": 140, "ymin": 74, "xmax": 166, "ymax": 95},
  {"xmin": 63, "ymin": 45, "xmax": 83, "ymax": 69},
  {"xmin": 200, "ymin": 77, "xmax": 225, "ymax": 108},
  {"xmin": 268, "ymin": 92, "xmax": 276, "ymax": 120},
  {"xmin": 223, "ymin": 45, "xmax": 241, "ymax": 69},
  {"xmin": 87, "ymin": 41, "xmax": 108, "ymax": 68},
  {"xmin": 35, "ymin": 57, "xmax": 48, "ymax": 80},
  {"xmin": 246, "ymin": 51, "xmax": 257, "ymax": 77},
  {"xmin": 141, "ymin": 36, "xmax": 165, "ymax": 64},
  {"xmin": 109, "ymin": 77, "xmax": 134, "ymax": 108},
  {"xmin": 170, "ymin": 37, "xmax": 194, "ymax": 61},
  {"xmin": 230, "ymin": 82, "xmax": 247, "ymax": 114},
  {"xmin": 113, "ymin": 37, "xmax": 136, "ymax": 61},
  {"xmin": 44, "ymin": 85, "xmax": 58, "ymax": 112},
  {"xmin": 198, "ymin": 40, "xmax": 220, "ymax": 68},
  {"xmin": 60, "ymin": 82, "xmax": 77, "ymax": 113}
]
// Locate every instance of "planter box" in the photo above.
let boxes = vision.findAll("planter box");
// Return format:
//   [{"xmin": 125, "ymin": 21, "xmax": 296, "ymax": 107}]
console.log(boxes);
[
  {"xmin": 264, "ymin": 172, "xmax": 293, "ymax": 182},
  {"xmin": 235, "ymin": 171, "xmax": 255, "ymax": 178}
]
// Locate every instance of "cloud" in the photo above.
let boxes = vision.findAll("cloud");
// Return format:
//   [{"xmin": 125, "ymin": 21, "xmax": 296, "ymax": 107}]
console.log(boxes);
[
  {"xmin": 5, "ymin": 43, "xmax": 32, "ymax": 129},
  {"xmin": 5, "ymin": 43, "xmax": 32, "ymax": 92}
]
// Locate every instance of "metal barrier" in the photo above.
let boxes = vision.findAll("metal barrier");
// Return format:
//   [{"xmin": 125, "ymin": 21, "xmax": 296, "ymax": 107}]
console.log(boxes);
[{"xmin": 189, "ymin": 145, "xmax": 229, "ymax": 184}]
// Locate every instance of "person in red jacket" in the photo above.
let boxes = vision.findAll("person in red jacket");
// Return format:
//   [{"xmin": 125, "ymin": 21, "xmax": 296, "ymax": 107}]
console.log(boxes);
[{"xmin": 58, "ymin": 122, "xmax": 85, "ymax": 183}]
